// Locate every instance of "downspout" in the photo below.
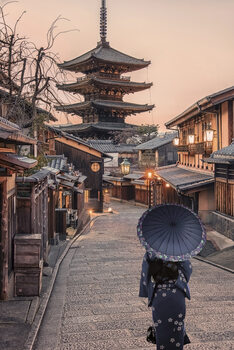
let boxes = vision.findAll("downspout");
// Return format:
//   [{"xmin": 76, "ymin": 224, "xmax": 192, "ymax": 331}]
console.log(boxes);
[{"xmin": 216, "ymin": 105, "xmax": 221, "ymax": 150}]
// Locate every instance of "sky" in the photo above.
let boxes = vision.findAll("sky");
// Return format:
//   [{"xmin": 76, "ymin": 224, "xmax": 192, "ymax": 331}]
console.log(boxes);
[{"xmin": 2, "ymin": 0, "xmax": 234, "ymax": 131}]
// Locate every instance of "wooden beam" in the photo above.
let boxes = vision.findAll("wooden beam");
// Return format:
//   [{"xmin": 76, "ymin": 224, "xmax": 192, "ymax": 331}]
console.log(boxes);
[
  {"xmin": 0, "ymin": 180, "xmax": 8, "ymax": 300},
  {"xmin": 228, "ymin": 100, "xmax": 234, "ymax": 144},
  {"xmin": 0, "ymin": 148, "xmax": 15, "ymax": 153},
  {"xmin": 58, "ymin": 137, "xmax": 102, "ymax": 158}
]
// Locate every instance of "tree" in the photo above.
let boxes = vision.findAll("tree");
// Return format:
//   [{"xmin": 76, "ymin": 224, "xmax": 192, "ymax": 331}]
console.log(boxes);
[
  {"xmin": 111, "ymin": 123, "xmax": 159, "ymax": 144},
  {"xmin": 0, "ymin": 2, "xmax": 78, "ymax": 156}
]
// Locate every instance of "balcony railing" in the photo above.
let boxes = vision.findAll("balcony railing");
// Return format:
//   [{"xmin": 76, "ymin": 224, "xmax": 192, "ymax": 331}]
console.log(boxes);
[
  {"xmin": 177, "ymin": 144, "xmax": 189, "ymax": 152},
  {"xmin": 178, "ymin": 141, "xmax": 213, "ymax": 155}
]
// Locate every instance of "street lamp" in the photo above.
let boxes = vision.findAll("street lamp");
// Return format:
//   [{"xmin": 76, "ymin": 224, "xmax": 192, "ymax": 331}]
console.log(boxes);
[
  {"xmin": 146, "ymin": 169, "xmax": 154, "ymax": 209},
  {"xmin": 204, "ymin": 129, "xmax": 214, "ymax": 142},
  {"xmin": 188, "ymin": 134, "xmax": 195, "ymax": 144},
  {"xmin": 173, "ymin": 137, "xmax": 180, "ymax": 146},
  {"xmin": 120, "ymin": 158, "xmax": 131, "ymax": 176}
]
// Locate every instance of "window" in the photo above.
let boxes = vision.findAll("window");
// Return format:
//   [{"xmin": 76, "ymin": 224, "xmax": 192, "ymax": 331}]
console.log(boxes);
[
  {"xmin": 167, "ymin": 151, "xmax": 173, "ymax": 162},
  {"xmin": 84, "ymin": 190, "xmax": 89, "ymax": 203}
]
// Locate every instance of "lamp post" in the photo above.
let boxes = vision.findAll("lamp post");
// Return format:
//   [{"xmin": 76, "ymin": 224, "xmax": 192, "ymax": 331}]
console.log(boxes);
[
  {"xmin": 173, "ymin": 137, "xmax": 180, "ymax": 146},
  {"xmin": 146, "ymin": 170, "xmax": 153, "ymax": 209},
  {"xmin": 204, "ymin": 129, "xmax": 214, "ymax": 142},
  {"xmin": 120, "ymin": 158, "xmax": 131, "ymax": 176},
  {"xmin": 120, "ymin": 158, "xmax": 130, "ymax": 202}
]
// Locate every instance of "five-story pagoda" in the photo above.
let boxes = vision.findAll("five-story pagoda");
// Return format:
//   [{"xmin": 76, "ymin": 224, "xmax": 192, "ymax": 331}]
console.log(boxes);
[{"xmin": 56, "ymin": 0, "xmax": 154, "ymax": 139}]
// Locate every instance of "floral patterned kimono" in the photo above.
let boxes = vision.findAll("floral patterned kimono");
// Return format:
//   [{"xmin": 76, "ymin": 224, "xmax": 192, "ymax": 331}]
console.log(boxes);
[{"xmin": 139, "ymin": 253, "xmax": 192, "ymax": 350}]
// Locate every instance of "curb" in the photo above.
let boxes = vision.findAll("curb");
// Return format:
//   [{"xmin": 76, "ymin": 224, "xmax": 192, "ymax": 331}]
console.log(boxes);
[
  {"xmin": 23, "ymin": 216, "xmax": 101, "ymax": 350},
  {"xmin": 194, "ymin": 255, "xmax": 234, "ymax": 274}
]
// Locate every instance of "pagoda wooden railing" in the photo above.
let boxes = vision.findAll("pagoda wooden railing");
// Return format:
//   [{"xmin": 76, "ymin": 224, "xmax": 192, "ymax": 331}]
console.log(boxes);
[{"xmin": 78, "ymin": 74, "xmax": 131, "ymax": 82}]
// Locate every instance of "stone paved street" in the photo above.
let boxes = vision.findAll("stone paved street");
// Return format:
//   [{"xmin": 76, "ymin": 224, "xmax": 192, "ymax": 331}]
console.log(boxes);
[{"xmin": 34, "ymin": 201, "xmax": 234, "ymax": 350}]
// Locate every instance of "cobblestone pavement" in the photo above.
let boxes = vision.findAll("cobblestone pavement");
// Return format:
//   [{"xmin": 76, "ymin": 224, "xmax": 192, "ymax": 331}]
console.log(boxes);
[{"xmin": 34, "ymin": 202, "xmax": 234, "ymax": 350}]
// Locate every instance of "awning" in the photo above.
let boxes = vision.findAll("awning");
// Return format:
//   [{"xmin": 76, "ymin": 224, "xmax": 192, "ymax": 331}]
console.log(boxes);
[
  {"xmin": 77, "ymin": 175, "xmax": 87, "ymax": 183},
  {"xmin": 74, "ymin": 188, "xmax": 84, "ymax": 194},
  {"xmin": 59, "ymin": 180, "xmax": 74, "ymax": 189},
  {"xmin": 155, "ymin": 165, "xmax": 214, "ymax": 193},
  {"xmin": 0, "ymin": 153, "xmax": 37, "ymax": 170},
  {"xmin": 123, "ymin": 173, "xmax": 144, "ymax": 180}
]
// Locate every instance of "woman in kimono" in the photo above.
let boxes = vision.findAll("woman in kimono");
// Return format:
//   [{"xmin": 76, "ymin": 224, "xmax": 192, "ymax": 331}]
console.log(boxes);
[{"xmin": 139, "ymin": 252, "xmax": 192, "ymax": 350}]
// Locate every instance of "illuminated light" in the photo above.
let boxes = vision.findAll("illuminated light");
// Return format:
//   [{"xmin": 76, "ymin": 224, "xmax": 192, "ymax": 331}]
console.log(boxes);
[
  {"xmin": 173, "ymin": 137, "xmax": 180, "ymax": 146},
  {"xmin": 157, "ymin": 176, "xmax": 161, "ymax": 180},
  {"xmin": 108, "ymin": 207, "xmax": 113, "ymax": 213},
  {"xmin": 166, "ymin": 183, "xmax": 170, "ymax": 188},
  {"xmin": 104, "ymin": 189, "xmax": 109, "ymax": 193},
  {"xmin": 89, "ymin": 210, "xmax": 93, "ymax": 215},
  {"xmin": 120, "ymin": 158, "xmax": 130, "ymax": 175},
  {"xmin": 188, "ymin": 134, "xmax": 195, "ymax": 144},
  {"xmin": 205, "ymin": 129, "xmax": 214, "ymax": 142}
]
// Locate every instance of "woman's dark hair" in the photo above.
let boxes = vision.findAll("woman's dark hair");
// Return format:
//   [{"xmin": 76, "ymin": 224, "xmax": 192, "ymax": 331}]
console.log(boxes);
[{"xmin": 148, "ymin": 258, "xmax": 179, "ymax": 283}]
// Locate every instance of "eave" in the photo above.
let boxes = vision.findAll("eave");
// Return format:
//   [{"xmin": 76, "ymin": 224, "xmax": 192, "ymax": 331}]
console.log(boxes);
[
  {"xmin": 55, "ymin": 100, "xmax": 154, "ymax": 116},
  {"xmin": 166, "ymin": 86, "xmax": 234, "ymax": 128},
  {"xmin": 58, "ymin": 43, "xmax": 151, "ymax": 74},
  {"xmin": 57, "ymin": 78, "xmax": 153, "ymax": 94},
  {"xmin": 0, "ymin": 153, "xmax": 38, "ymax": 170}
]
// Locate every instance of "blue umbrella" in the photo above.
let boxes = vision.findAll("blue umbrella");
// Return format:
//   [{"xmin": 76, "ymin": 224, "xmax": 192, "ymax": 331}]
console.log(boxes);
[{"xmin": 137, "ymin": 204, "xmax": 206, "ymax": 261}]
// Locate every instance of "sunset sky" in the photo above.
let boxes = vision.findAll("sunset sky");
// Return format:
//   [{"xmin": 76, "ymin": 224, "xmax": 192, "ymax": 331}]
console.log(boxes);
[{"xmin": 2, "ymin": 0, "xmax": 234, "ymax": 131}]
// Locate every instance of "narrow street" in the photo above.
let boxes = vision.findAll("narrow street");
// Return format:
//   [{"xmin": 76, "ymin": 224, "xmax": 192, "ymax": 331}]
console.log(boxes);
[{"xmin": 34, "ymin": 202, "xmax": 234, "ymax": 350}]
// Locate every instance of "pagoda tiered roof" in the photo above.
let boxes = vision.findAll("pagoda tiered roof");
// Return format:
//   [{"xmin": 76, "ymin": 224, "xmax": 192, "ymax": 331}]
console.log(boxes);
[
  {"xmin": 58, "ymin": 42, "xmax": 151, "ymax": 74},
  {"xmin": 57, "ymin": 77, "xmax": 152, "ymax": 94},
  {"xmin": 53, "ymin": 122, "xmax": 137, "ymax": 135},
  {"xmin": 56, "ymin": 100, "xmax": 154, "ymax": 116},
  {"xmin": 56, "ymin": 0, "xmax": 154, "ymax": 138}
]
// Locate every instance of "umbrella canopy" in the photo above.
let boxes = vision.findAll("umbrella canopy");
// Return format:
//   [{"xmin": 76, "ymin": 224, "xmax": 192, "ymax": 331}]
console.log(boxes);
[{"xmin": 137, "ymin": 204, "xmax": 206, "ymax": 261}]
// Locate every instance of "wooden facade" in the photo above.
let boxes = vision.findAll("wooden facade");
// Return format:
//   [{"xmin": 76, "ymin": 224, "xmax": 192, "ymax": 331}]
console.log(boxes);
[
  {"xmin": 138, "ymin": 141, "xmax": 178, "ymax": 169},
  {"xmin": 46, "ymin": 128, "xmax": 107, "ymax": 213},
  {"xmin": 16, "ymin": 172, "xmax": 49, "ymax": 263},
  {"xmin": 111, "ymin": 181, "xmax": 135, "ymax": 201},
  {"xmin": 0, "ymin": 118, "xmax": 37, "ymax": 299},
  {"xmin": 215, "ymin": 163, "xmax": 234, "ymax": 217},
  {"xmin": 163, "ymin": 87, "xmax": 234, "ymax": 224}
]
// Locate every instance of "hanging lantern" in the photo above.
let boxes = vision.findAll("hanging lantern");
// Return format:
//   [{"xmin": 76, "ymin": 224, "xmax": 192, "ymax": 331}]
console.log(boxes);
[
  {"xmin": 204, "ymin": 129, "xmax": 214, "ymax": 142},
  {"xmin": 120, "ymin": 158, "xmax": 131, "ymax": 175},
  {"xmin": 173, "ymin": 137, "xmax": 180, "ymax": 146},
  {"xmin": 188, "ymin": 134, "xmax": 195, "ymax": 144}
]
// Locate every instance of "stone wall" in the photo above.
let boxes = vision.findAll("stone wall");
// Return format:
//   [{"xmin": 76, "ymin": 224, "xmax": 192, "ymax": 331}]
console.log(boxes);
[{"xmin": 210, "ymin": 211, "xmax": 234, "ymax": 241}]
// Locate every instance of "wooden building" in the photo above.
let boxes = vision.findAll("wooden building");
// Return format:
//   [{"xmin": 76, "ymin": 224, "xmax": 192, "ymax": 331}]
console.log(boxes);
[
  {"xmin": 0, "ymin": 117, "xmax": 37, "ymax": 300},
  {"xmin": 136, "ymin": 132, "xmax": 178, "ymax": 169},
  {"xmin": 205, "ymin": 141, "xmax": 234, "ymax": 239},
  {"xmin": 87, "ymin": 140, "xmax": 137, "ymax": 169},
  {"xmin": 155, "ymin": 86, "xmax": 234, "ymax": 224},
  {"xmin": 55, "ymin": 0, "xmax": 154, "ymax": 139},
  {"xmin": 47, "ymin": 126, "xmax": 110, "ymax": 212},
  {"xmin": 16, "ymin": 170, "xmax": 50, "ymax": 264}
]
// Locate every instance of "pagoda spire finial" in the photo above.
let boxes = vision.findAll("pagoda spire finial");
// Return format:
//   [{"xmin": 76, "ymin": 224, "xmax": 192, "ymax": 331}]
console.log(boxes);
[{"xmin": 100, "ymin": 0, "xmax": 107, "ymax": 43}]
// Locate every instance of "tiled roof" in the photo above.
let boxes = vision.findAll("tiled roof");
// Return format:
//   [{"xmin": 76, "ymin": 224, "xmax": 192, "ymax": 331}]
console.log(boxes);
[
  {"xmin": 205, "ymin": 140, "xmax": 234, "ymax": 164},
  {"xmin": 47, "ymin": 125, "xmax": 111, "ymax": 158},
  {"xmin": 0, "ymin": 153, "xmax": 37, "ymax": 170},
  {"xmin": 57, "ymin": 78, "xmax": 152, "ymax": 92},
  {"xmin": 56, "ymin": 100, "xmax": 154, "ymax": 114},
  {"xmin": 17, "ymin": 169, "xmax": 50, "ymax": 183},
  {"xmin": 136, "ymin": 133, "xmax": 177, "ymax": 150},
  {"xmin": 0, "ymin": 116, "xmax": 37, "ymax": 145},
  {"xmin": 53, "ymin": 122, "xmax": 137, "ymax": 133},
  {"xmin": 58, "ymin": 43, "xmax": 150, "ymax": 71},
  {"xmin": 166, "ymin": 86, "xmax": 234, "ymax": 128},
  {"xmin": 155, "ymin": 165, "xmax": 214, "ymax": 192},
  {"xmin": 87, "ymin": 140, "xmax": 137, "ymax": 153},
  {"xmin": 123, "ymin": 173, "xmax": 144, "ymax": 180},
  {"xmin": 46, "ymin": 155, "xmax": 68, "ymax": 171}
]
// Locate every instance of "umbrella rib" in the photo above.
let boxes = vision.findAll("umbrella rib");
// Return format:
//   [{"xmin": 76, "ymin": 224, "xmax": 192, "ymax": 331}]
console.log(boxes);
[{"xmin": 144, "ymin": 227, "xmax": 170, "ymax": 248}]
